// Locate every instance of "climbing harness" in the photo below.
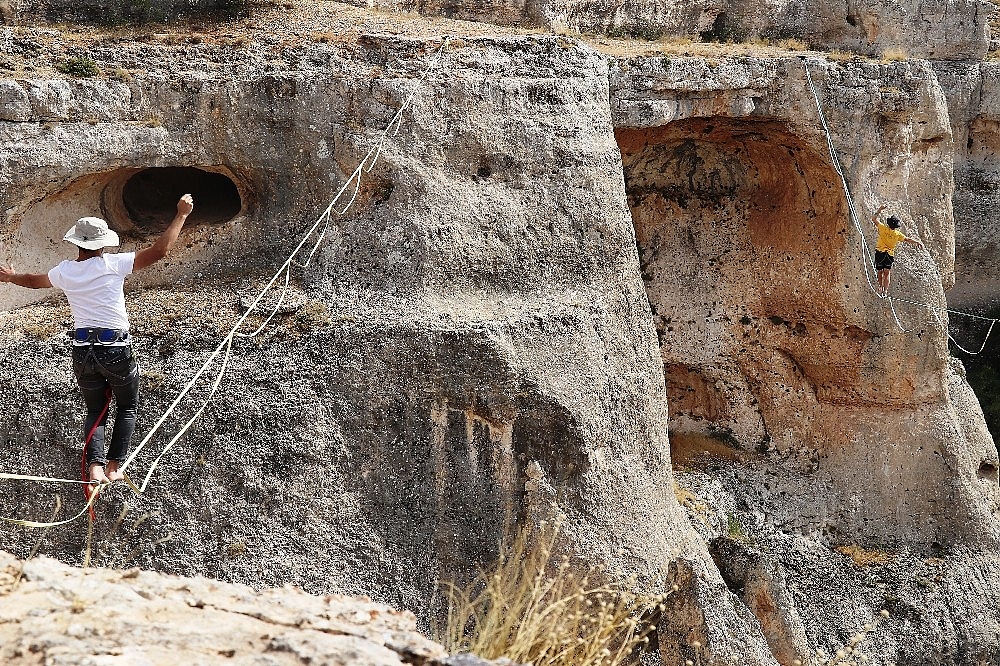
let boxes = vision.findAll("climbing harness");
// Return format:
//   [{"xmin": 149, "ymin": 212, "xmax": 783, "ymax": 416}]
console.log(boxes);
[
  {"xmin": 1, "ymin": 36, "xmax": 451, "ymax": 528},
  {"xmin": 803, "ymin": 60, "xmax": 999, "ymax": 355}
]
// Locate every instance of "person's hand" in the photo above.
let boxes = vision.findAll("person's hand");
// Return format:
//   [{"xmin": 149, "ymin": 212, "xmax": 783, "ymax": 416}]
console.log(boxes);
[
  {"xmin": 0, "ymin": 265, "xmax": 14, "ymax": 283},
  {"xmin": 177, "ymin": 194, "xmax": 194, "ymax": 217}
]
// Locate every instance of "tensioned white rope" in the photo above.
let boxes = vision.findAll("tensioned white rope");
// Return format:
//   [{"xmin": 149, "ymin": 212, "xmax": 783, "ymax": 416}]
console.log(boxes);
[
  {"xmin": 803, "ymin": 60, "xmax": 998, "ymax": 354},
  {"xmin": 1, "ymin": 36, "xmax": 451, "ymax": 528}
]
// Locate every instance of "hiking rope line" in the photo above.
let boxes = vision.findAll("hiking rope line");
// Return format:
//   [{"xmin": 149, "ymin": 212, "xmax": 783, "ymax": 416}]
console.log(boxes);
[
  {"xmin": 803, "ymin": 60, "xmax": 998, "ymax": 354},
  {"xmin": 0, "ymin": 36, "xmax": 451, "ymax": 528}
]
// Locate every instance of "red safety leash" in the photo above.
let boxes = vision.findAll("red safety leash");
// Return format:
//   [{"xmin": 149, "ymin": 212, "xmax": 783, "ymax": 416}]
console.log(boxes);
[{"xmin": 80, "ymin": 390, "xmax": 113, "ymax": 521}]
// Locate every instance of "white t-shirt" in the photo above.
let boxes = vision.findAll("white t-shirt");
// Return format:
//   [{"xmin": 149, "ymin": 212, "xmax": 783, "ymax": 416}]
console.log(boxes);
[{"xmin": 48, "ymin": 253, "xmax": 136, "ymax": 330}]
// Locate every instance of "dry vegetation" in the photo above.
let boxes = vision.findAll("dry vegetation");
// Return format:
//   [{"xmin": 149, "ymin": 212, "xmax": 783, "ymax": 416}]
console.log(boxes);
[
  {"xmin": 880, "ymin": 46, "xmax": 908, "ymax": 62},
  {"xmin": 834, "ymin": 543, "xmax": 894, "ymax": 567},
  {"xmin": 437, "ymin": 522, "xmax": 666, "ymax": 666}
]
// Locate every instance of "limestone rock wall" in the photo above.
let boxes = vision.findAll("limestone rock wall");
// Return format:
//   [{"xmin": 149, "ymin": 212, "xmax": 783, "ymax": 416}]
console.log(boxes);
[
  {"xmin": 0, "ymin": 34, "xmax": 778, "ymax": 666},
  {"xmin": 364, "ymin": 0, "xmax": 992, "ymax": 60},
  {"xmin": 3, "ymin": 0, "xmax": 245, "ymax": 24},
  {"xmin": 610, "ymin": 55, "xmax": 998, "ymax": 547},
  {"xmin": 0, "ymin": 17, "xmax": 998, "ymax": 666},
  {"xmin": 934, "ymin": 60, "xmax": 1000, "ymax": 313},
  {"xmin": 611, "ymin": 54, "xmax": 1000, "ymax": 665}
]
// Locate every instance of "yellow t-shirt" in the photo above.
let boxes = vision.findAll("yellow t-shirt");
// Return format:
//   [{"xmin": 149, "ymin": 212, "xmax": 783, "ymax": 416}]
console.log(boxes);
[{"xmin": 876, "ymin": 223, "xmax": 907, "ymax": 256}]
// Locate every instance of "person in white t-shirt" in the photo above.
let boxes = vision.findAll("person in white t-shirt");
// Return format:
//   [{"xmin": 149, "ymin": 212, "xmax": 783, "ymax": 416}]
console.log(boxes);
[{"xmin": 0, "ymin": 194, "xmax": 194, "ymax": 484}]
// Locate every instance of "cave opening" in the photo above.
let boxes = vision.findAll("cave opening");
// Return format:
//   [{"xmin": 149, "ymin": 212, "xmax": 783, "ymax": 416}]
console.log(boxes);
[
  {"xmin": 120, "ymin": 167, "xmax": 243, "ymax": 234},
  {"xmin": 979, "ymin": 460, "xmax": 1000, "ymax": 484},
  {"xmin": 615, "ymin": 117, "xmax": 862, "ymax": 455}
]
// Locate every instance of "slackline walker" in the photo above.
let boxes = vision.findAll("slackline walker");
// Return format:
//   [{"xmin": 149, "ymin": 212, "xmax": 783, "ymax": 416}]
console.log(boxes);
[
  {"xmin": 0, "ymin": 36, "xmax": 451, "ymax": 529},
  {"xmin": 803, "ymin": 59, "xmax": 998, "ymax": 355}
]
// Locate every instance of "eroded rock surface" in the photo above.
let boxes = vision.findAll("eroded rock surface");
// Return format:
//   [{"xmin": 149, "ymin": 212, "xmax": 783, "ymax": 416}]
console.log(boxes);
[
  {"xmin": 611, "ymin": 53, "xmax": 1000, "ymax": 664},
  {"xmin": 0, "ymin": 7, "xmax": 997, "ymax": 666},
  {"xmin": 365, "ymin": 0, "xmax": 992, "ymax": 60},
  {"xmin": 0, "ymin": 550, "xmax": 451, "ymax": 665},
  {"xmin": 611, "ymin": 54, "xmax": 998, "ymax": 546},
  {"xmin": 935, "ymin": 60, "xmax": 1000, "ymax": 314},
  {"xmin": 0, "ymin": 29, "xmax": 776, "ymax": 666}
]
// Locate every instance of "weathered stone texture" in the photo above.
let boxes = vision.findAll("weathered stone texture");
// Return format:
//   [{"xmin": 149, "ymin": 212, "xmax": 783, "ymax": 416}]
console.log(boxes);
[
  {"xmin": 0, "ymin": 21, "xmax": 997, "ymax": 666},
  {"xmin": 612, "ymin": 53, "xmax": 1000, "ymax": 665},
  {"xmin": 363, "ymin": 0, "xmax": 993, "ymax": 60},
  {"xmin": 0, "ymin": 550, "xmax": 450, "ymax": 665},
  {"xmin": 610, "ymin": 55, "xmax": 996, "ymax": 545},
  {"xmin": 0, "ymin": 34, "xmax": 779, "ymax": 666},
  {"xmin": 4, "ymin": 0, "xmax": 246, "ymax": 24},
  {"xmin": 934, "ymin": 60, "xmax": 1000, "ymax": 315}
]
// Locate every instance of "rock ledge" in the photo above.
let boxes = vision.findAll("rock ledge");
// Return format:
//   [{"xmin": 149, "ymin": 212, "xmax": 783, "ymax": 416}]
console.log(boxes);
[{"xmin": 0, "ymin": 550, "xmax": 453, "ymax": 666}]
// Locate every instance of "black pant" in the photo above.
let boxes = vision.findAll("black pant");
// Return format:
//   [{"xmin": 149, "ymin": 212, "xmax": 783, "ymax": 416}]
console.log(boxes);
[
  {"xmin": 71, "ymin": 344, "xmax": 140, "ymax": 467},
  {"xmin": 874, "ymin": 250, "xmax": 895, "ymax": 270}
]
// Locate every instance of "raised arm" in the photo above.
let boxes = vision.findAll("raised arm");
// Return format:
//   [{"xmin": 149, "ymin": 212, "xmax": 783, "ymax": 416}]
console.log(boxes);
[
  {"xmin": 133, "ymin": 194, "xmax": 194, "ymax": 272},
  {"xmin": 872, "ymin": 204, "xmax": 886, "ymax": 232},
  {"xmin": 0, "ymin": 265, "xmax": 51, "ymax": 289}
]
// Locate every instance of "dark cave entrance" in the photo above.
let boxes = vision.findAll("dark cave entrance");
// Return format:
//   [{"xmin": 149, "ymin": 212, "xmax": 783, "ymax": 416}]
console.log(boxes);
[{"xmin": 120, "ymin": 167, "xmax": 243, "ymax": 234}]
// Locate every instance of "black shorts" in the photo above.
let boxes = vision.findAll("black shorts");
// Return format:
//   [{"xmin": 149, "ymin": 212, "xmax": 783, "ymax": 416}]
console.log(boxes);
[{"xmin": 874, "ymin": 250, "xmax": 894, "ymax": 270}]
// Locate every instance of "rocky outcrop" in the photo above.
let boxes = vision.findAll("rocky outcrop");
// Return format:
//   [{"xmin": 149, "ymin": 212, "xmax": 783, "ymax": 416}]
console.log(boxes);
[
  {"xmin": 0, "ymin": 549, "xmax": 456, "ymax": 665},
  {"xmin": 0, "ymin": 29, "xmax": 778, "ymax": 666},
  {"xmin": 365, "ymin": 0, "xmax": 992, "ymax": 60},
  {"xmin": 610, "ymin": 53, "xmax": 1000, "ymax": 664},
  {"xmin": 3, "ymin": 0, "xmax": 245, "ymax": 24},
  {"xmin": 611, "ymin": 54, "xmax": 998, "ymax": 545},
  {"xmin": 0, "ymin": 11, "xmax": 997, "ymax": 666}
]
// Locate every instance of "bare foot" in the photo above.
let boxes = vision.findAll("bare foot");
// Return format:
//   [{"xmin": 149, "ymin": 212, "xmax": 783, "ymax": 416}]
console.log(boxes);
[
  {"xmin": 89, "ymin": 463, "xmax": 110, "ymax": 485},
  {"xmin": 105, "ymin": 461, "xmax": 124, "ymax": 482}
]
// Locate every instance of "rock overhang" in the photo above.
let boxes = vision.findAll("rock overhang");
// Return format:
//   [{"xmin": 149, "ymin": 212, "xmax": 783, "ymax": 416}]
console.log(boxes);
[{"xmin": 608, "ymin": 51, "xmax": 1000, "ymax": 549}]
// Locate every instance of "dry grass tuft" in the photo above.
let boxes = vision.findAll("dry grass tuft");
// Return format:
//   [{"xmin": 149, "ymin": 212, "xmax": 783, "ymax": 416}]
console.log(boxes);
[
  {"xmin": 777, "ymin": 38, "xmax": 808, "ymax": 51},
  {"xmin": 673, "ymin": 483, "xmax": 710, "ymax": 526},
  {"xmin": 438, "ymin": 522, "xmax": 662, "ymax": 666},
  {"xmin": 826, "ymin": 50, "xmax": 856, "ymax": 62},
  {"xmin": 834, "ymin": 543, "xmax": 894, "ymax": 567},
  {"xmin": 295, "ymin": 300, "xmax": 332, "ymax": 332},
  {"xmin": 881, "ymin": 46, "xmax": 908, "ymax": 61}
]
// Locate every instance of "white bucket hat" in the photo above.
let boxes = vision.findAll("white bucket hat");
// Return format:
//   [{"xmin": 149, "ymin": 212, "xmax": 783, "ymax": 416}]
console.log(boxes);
[{"xmin": 63, "ymin": 217, "xmax": 120, "ymax": 250}]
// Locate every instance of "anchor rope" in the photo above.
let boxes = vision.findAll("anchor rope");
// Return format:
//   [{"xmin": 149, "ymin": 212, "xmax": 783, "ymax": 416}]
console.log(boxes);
[
  {"xmin": 1, "ymin": 36, "xmax": 451, "ymax": 528},
  {"xmin": 803, "ymin": 60, "xmax": 998, "ymax": 352}
]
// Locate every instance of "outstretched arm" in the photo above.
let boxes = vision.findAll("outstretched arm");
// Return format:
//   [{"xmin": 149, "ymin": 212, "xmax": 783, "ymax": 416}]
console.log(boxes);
[
  {"xmin": 133, "ymin": 194, "xmax": 194, "ymax": 272},
  {"xmin": 0, "ymin": 265, "xmax": 51, "ymax": 289},
  {"xmin": 903, "ymin": 235, "xmax": 925, "ymax": 248}
]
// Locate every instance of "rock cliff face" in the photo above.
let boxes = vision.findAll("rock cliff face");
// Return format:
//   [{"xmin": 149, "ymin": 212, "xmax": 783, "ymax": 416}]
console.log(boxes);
[
  {"xmin": 934, "ymin": 60, "xmax": 1000, "ymax": 313},
  {"xmin": 612, "ymin": 53, "xmax": 1000, "ymax": 665},
  {"xmin": 0, "ymin": 28, "xmax": 775, "ymax": 666},
  {"xmin": 366, "ymin": 0, "xmax": 992, "ymax": 60},
  {"xmin": 611, "ymin": 54, "xmax": 999, "ymax": 547},
  {"xmin": 0, "ymin": 3, "xmax": 997, "ymax": 666}
]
